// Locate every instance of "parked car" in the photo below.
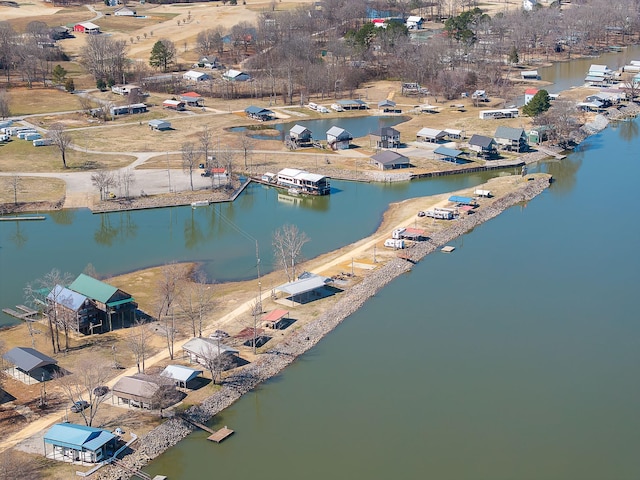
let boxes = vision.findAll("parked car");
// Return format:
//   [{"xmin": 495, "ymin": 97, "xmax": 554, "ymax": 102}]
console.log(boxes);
[
  {"xmin": 93, "ymin": 386, "xmax": 109, "ymax": 397},
  {"xmin": 70, "ymin": 400, "xmax": 89, "ymax": 413}
]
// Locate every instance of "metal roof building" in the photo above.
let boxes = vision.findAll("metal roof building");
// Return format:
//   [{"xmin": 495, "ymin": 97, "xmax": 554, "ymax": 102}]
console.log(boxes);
[
  {"xmin": 275, "ymin": 273, "xmax": 332, "ymax": 305},
  {"xmin": 370, "ymin": 151, "xmax": 410, "ymax": 170},
  {"xmin": 160, "ymin": 365, "xmax": 203, "ymax": 388},
  {"xmin": 433, "ymin": 146, "xmax": 466, "ymax": 163},
  {"xmin": 182, "ymin": 337, "xmax": 238, "ymax": 365},
  {"xmin": 43, "ymin": 423, "xmax": 116, "ymax": 464},
  {"xmin": 3, "ymin": 347, "xmax": 58, "ymax": 384}
]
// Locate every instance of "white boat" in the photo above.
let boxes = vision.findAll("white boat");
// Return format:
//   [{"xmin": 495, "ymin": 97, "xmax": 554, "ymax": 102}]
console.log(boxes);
[
  {"xmin": 287, "ymin": 188, "xmax": 301, "ymax": 196},
  {"xmin": 191, "ymin": 200, "xmax": 209, "ymax": 208}
]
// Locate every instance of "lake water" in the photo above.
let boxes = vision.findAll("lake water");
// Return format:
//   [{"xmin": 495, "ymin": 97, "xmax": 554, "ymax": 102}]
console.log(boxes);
[
  {"xmin": 141, "ymin": 118, "xmax": 640, "ymax": 480},
  {"xmin": 229, "ymin": 115, "xmax": 410, "ymax": 141}
]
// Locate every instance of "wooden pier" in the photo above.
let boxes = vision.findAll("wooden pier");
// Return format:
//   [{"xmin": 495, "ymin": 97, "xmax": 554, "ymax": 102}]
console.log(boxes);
[
  {"xmin": 0, "ymin": 216, "xmax": 46, "ymax": 222},
  {"xmin": 207, "ymin": 427, "xmax": 235, "ymax": 443},
  {"xmin": 2, "ymin": 304, "xmax": 41, "ymax": 320}
]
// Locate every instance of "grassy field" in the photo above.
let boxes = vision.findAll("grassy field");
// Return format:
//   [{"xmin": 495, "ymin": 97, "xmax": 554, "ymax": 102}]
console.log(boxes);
[
  {"xmin": 0, "ymin": 175, "xmax": 65, "ymax": 204},
  {"xmin": 0, "ymin": 139, "xmax": 136, "ymax": 172},
  {"xmin": 7, "ymin": 87, "xmax": 80, "ymax": 116},
  {"xmin": 95, "ymin": 12, "xmax": 180, "ymax": 35},
  {"xmin": 6, "ymin": 6, "xmax": 93, "ymax": 31}
]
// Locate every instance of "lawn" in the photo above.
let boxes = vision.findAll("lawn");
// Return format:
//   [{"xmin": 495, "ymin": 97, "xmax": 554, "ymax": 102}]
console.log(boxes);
[
  {"xmin": 7, "ymin": 87, "xmax": 80, "ymax": 116},
  {"xmin": 0, "ymin": 138, "xmax": 136, "ymax": 172},
  {"xmin": 7, "ymin": 7, "xmax": 93, "ymax": 32},
  {"xmin": 0, "ymin": 175, "xmax": 65, "ymax": 205}
]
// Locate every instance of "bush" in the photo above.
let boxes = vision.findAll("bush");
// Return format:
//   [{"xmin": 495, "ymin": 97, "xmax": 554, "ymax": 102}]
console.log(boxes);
[
  {"xmin": 64, "ymin": 78, "xmax": 75, "ymax": 93},
  {"xmin": 96, "ymin": 78, "xmax": 107, "ymax": 91}
]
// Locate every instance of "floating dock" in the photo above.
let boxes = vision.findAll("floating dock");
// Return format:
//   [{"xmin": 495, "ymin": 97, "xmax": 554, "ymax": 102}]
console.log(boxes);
[
  {"xmin": 441, "ymin": 246, "xmax": 456, "ymax": 253},
  {"xmin": 0, "ymin": 216, "xmax": 46, "ymax": 222},
  {"xmin": 2, "ymin": 304, "xmax": 41, "ymax": 320},
  {"xmin": 207, "ymin": 427, "xmax": 234, "ymax": 443}
]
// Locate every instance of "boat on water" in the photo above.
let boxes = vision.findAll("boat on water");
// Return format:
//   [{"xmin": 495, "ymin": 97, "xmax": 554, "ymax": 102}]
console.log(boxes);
[
  {"xmin": 191, "ymin": 200, "xmax": 210, "ymax": 208},
  {"xmin": 287, "ymin": 188, "xmax": 302, "ymax": 196}
]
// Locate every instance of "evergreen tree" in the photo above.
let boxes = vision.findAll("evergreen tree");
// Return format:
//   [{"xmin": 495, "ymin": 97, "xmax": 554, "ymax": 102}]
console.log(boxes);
[
  {"xmin": 149, "ymin": 39, "xmax": 176, "ymax": 72},
  {"xmin": 523, "ymin": 89, "xmax": 551, "ymax": 117},
  {"xmin": 96, "ymin": 78, "xmax": 106, "ymax": 91},
  {"xmin": 52, "ymin": 64, "xmax": 67, "ymax": 85},
  {"xmin": 64, "ymin": 78, "xmax": 75, "ymax": 93}
]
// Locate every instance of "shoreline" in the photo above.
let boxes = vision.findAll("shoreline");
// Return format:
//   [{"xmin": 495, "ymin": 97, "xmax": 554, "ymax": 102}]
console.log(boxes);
[{"xmin": 95, "ymin": 175, "xmax": 552, "ymax": 480}]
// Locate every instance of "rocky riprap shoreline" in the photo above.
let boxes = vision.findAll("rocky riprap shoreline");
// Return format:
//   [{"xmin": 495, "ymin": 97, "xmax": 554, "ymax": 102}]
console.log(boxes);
[{"xmin": 96, "ymin": 175, "xmax": 552, "ymax": 480}]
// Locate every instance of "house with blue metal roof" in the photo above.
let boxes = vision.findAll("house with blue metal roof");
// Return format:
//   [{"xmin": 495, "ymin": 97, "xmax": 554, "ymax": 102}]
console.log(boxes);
[
  {"xmin": 47, "ymin": 285, "xmax": 100, "ymax": 334},
  {"xmin": 68, "ymin": 274, "xmax": 137, "ymax": 331},
  {"xmin": 245, "ymin": 106, "xmax": 274, "ymax": 121},
  {"xmin": 43, "ymin": 423, "xmax": 116, "ymax": 464},
  {"xmin": 433, "ymin": 146, "xmax": 467, "ymax": 163}
]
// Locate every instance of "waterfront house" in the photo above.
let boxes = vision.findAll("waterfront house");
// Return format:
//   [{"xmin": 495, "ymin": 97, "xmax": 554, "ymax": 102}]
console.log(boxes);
[
  {"xmin": 223, "ymin": 69, "xmax": 251, "ymax": 82},
  {"xmin": 149, "ymin": 119, "xmax": 171, "ymax": 131},
  {"xmin": 162, "ymin": 99, "xmax": 185, "ymax": 111},
  {"xmin": 289, "ymin": 124, "xmax": 313, "ymax": 146},
  {"xmin": 68, "ymin": 274, "xmax": 137, "ymax": 331},
  {"xmin": 245, "ymin": 106, "xmax": 274, "ymax": 121},
  {"xmin": 468, "ymin": 134, "xmax": 498, "ymax": 158},
  {"xmin": 370, "ymin": 126, "xmax": 400, "ymax": 149},
  {"xmin": 112, "ymin": 375, "xmax": 175, "ymax": 409},
  {"xmin": 43, "ymin": 423, "xmax": 116, "ymax": 464},
  {"xmin": 46, "ymin": 285, "xmax": 100, "ymax": 334},
  {"xmin": 183, "ymin": 70, "xmax": 210, "ymax": 83},
  {"xmin": 2, "ymin": 347, "xmax": 58, "ymax": 384},
  {"xmin": 416, "ymin": 127, "xmax": 446, "ymax": 143},
  {"xmin": 160, "ymin": 365, "xmax": 203, "ymax": 389},
  {"xmin": 433, "ymin": 146, "xmax": 467, "ymax": 163},
  {"xmin": 494, "ymin": 126, "xmax": 528, "ymax": 152},
  {"xmin": 326, "ymin": 126, "xmax": 353, "ymax": 150},
  {"xmin": 182, "ymin": 337, "xmax": 239, "ymax": 366},
  {"xmin": 277, "ymin": 168, "xmax": 331, "ymax": 195},
  {"xmin": 180, "ymin": 92, "xmax": 204, "ymax": 107},
  {"xmin": 370, "ymin": 151, "xmax": 410, "ymax": 170}
]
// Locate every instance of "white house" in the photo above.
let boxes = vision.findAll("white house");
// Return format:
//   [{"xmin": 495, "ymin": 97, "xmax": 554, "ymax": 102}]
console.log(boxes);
[
  {"xmin": 406, "ymin": 16, "xmax": 424, "ymax": 29},
  {"xmin": 114, "ymin": 6, "xmax": 136, "ymax": 16},
  {"xmin": 524, "ymin": 88, "xmax": 539, "ymax": 105},
  {"xmin": 183, "ymin": 70, "xmax": 210, "ymax": 82}
]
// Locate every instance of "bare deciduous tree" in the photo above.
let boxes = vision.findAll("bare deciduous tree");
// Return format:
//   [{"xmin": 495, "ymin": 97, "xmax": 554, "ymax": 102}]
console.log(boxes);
[
  {"xmin": 272, "ymin": 224, "xmax": 310, "ymax": 282},
  {"xmin": 238, "ymin": 132, "xmax": 255, "ymax": 171},
  {"xmin": 178, "ymin": 271, "xmax": 215, "ymax": 338},
  {"xmin": 126, "ymin": 317, "xmax": 151, "ymax": 373},
  {"xmin": 156, "ymin": 263, "xmax": 187, "ymax": 359},
  {"xmin": 91, "ymin": 170, "xmax": 116, "ymax": 200},
  {"xmin": 0, "ymin": 89, "xmax": 10, "ymax": 119},
  {"xmin": 83, "ymin": 35, "xmax": 128, "ymax": 85},
  {"xmin": 47, "ymin": 123, "xmax": 72, "ymax": 169},
  {"xmin": 200, "ymin": 339, "xmax": 234, "ymax": 385},
  {"xmin": 181, "ymin": 142, "xmax": 199, "ymax": 191},
  {"xmin": 198, "ymin": 126, "xmax": 213, "ymax": 168},
  {"xmin": 55, "ymin": 354, "xmax": 111, "ymax": 426}
]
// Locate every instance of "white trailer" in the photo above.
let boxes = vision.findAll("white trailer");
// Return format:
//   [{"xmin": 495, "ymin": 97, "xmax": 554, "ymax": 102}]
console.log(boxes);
[
  {"xmin": 424, "ymin": 209, "xmax": 454, "ymax": 220},
  {"xmin": 33, "ymin": 138, "xmax": 53, "ymax": 146},
  {"xmin": 474, "ymin": 189, "xmax": 492, "ymax": 197},
  {"xmin": 392, "ymin": 228, "xmax": 406, "ymax": 239},
  {"xmin": 384, "ymin": 239, "xmax": 405, "ymax": 249}
]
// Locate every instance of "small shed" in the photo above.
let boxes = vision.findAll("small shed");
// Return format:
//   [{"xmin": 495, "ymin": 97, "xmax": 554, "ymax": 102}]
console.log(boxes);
[
  {"xmin": 162, "ymin": 99, "xmax": 185, "ymax": 111},
  {"xmin": 3, "ymin": 347, "xmax": 58, "ymax": 384},
  {"xmin": 180, "ymin": 92, "xmax": 204, "ymax": 106},
  {"xmin": 406, "ymin": 15, "xmax": 424, "ymax": 29},
  {"xmin": 370, "ymin": 126, "xmax": 400, "ymax": 149},
  {"xmin": 289, "ymin": 124, "xmax": 313, "ymax": 146},
  {"xmin": 223, "ymin": 69, "xmax": 251, "ymax": 82},
  {"xmin": 370, "ymin": 151, "xmax": 410, "ymax": 170},
  {"xmin": 262, "ymin": 309, "xmax": 290, "ymax": 329},
  {"xmin": 182, "ymin": 337, "xmax": 239, "ymax": 366},
  {"xmin": 434, "ymin": 146, "xmax": 466, "ymax": 163},
  {"xmin": 149, "ymin": 119, "xmax": 171, "ymax": 131},
  {"xmin": 160, "ymin": 365, "xmax": 202, "ymax": 389},
  {"xmin": 73, "ymin": 22, "xmax": 100, "ymax": 34},
  {"xmin": 43, "ymin": 423, "xmax": 116, "ymax": 464},
  {"xmin": 183, "ymin": 70, "xmax": 210, "ymax": 82},
  {"xmin": 416, "ymin": 127, "xmax": 446, "ymax": 143},
  {"xmin": 326, "ymin": 126, "xmax": 353, "ymax": 150},
  {"xmin": 245, "ymin": 106, "xmax": 275, "ymax": 121},
  {"xmin": 336, "ymin": 99, "xmax": 368, "ymax": 110},
  {"xmin": 275, "ymin": 273, "xmax": 332, "ymax": 305}
]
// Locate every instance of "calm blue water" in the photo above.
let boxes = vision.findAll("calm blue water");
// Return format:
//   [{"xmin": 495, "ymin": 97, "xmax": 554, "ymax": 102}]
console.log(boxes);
[
  {"xmin": 229, "ymin": 115, "xmax": 410, "ymax": 141},
  {"xmin": 142, "ymin": 118, "xmax": 640, "ymax": 480},
  {"xmin": 0, "ymin": 171, "xmax": 501, "ymax": 326}
]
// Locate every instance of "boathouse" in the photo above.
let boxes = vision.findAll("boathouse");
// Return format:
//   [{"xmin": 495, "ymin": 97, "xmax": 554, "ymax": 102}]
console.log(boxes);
[
  {"xmin": 43, "ymin": 423, "xmax": 116, "ymax": 464},
  {"xmin": 68, "ymin": 274, "xmax": 137, "ymax": 331},
  {"xmin": 370, "ymin": 151, "xmax": 410, "ymax": 170},
  {"xmin": 2, "ymin": 347, "xmax": 59, "ymax": 384},
  {"xmin": 160, "ymin": 365, "xmax": 203, "ymax": 389},
  {"xmin": 276, "ymin": 168, "xmax": 331, "ymax": 195}
]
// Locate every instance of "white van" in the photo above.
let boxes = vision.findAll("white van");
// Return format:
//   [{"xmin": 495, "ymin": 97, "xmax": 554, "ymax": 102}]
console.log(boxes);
[{"xmin": 307, "ymin": 102, "xmax": 318, "ymax": 111}]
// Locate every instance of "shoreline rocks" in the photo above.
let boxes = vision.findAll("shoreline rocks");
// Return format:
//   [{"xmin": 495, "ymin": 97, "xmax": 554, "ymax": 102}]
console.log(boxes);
[{"xmin": 95, "ymin": 175, "xmax": 552, "ymax": 480}]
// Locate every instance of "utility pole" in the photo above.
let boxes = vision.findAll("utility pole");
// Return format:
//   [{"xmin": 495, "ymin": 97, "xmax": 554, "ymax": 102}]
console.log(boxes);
[
  {"xmin": 166, "ymin": 152, "xmax": 171, "ymax": 192},
  {"xmin": 255, "ymin": 240, "xmax": 262, "ymax": 315}
]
